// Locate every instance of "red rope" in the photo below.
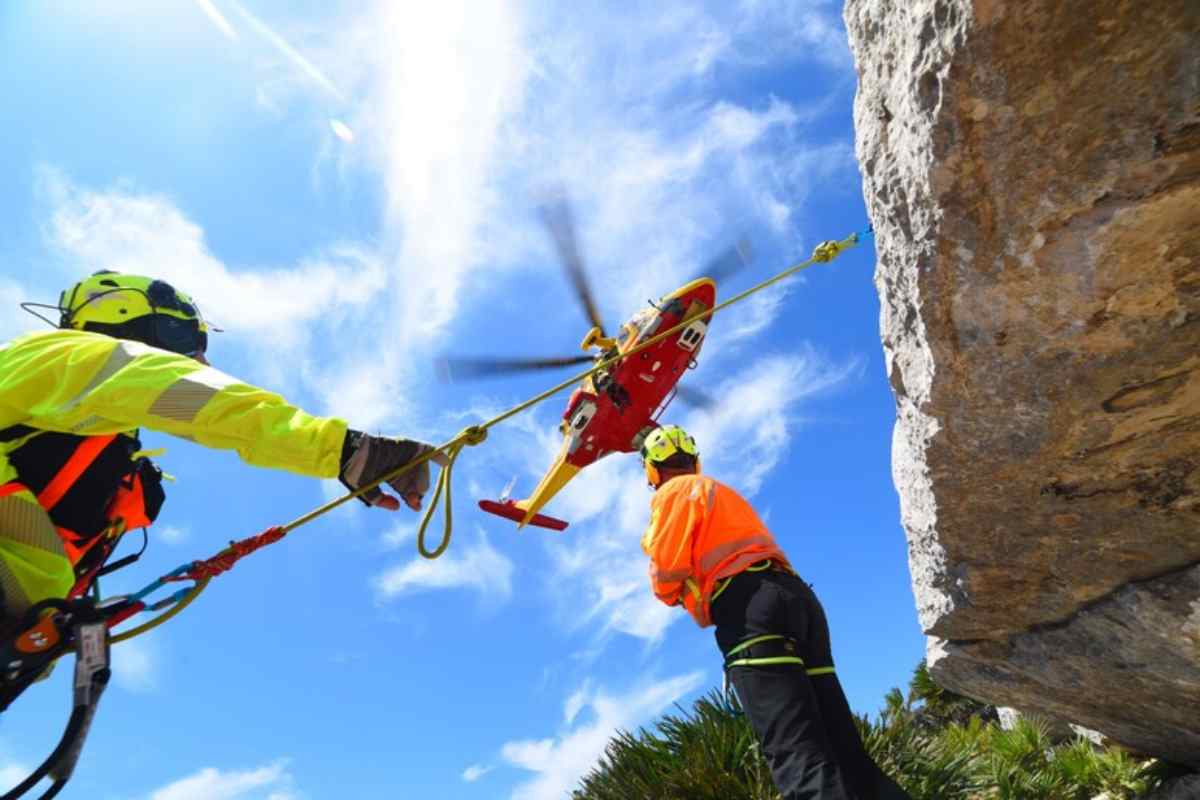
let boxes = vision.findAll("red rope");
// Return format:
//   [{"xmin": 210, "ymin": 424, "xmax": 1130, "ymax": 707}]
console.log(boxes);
[{"xmin": 174, "ymin": 526, "xmax": 288, "ymax": 581}]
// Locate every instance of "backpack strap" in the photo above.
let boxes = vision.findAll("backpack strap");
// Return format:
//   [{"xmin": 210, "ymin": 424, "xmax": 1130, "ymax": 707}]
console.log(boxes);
[{"xmin": 36, "ymin": 435, "xmax": 117, "ymax": 510}]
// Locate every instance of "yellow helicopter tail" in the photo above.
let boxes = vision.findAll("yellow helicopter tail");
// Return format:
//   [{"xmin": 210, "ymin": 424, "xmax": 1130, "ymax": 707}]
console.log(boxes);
[{"xmin": 514, "ymin": 455, "xmax": 580, "ymax": 529}]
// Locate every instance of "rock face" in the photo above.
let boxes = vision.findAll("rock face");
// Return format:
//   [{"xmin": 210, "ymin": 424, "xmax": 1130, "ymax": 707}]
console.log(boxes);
[{"xmin": 845, "ymin": 0, "xmax": 1200, "ymax": 766}]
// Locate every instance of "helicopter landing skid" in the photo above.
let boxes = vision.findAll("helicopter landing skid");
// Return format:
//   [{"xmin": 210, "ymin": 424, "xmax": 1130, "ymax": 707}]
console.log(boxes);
[{"xmin": 478, "ymin": 500, "xmax": 569, "ymax": 531}]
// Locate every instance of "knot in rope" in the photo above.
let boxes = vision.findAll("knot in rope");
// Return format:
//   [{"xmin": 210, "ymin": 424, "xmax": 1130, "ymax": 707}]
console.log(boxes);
[
  {"xmin": 459, "ymin": 425, "xmax": 489, "ymax": 447},
  {"xmin": 811, "ymin": 240, "xmax": 846, "ymax": 263},
  {"xmin": 415, "ymin": 425, "xmax": 489, "ymax": 560}
]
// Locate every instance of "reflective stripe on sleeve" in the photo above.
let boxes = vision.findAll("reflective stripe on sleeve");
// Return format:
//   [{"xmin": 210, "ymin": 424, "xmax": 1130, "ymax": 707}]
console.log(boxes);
[
  {"xmin": 61, "ymin": 341, "xmax": 138, "ymax": 412},
  {"xmin": 147, "ymin": 366, "xmax": 239, "ymax": 423}
]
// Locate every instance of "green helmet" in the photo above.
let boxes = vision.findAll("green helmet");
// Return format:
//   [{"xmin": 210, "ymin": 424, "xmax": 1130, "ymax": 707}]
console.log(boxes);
[
  {"xmin": 59, "ymin": 271, "xmax": 208, "ymax": 357},
  {"xmin": 640, "ymin": 425, "xmax": 699, "ymax": 464}
]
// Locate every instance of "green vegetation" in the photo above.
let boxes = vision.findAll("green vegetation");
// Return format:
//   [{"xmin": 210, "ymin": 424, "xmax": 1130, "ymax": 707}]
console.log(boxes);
[{"xmin": 572, "ymin": 664, "xmax": 1174, "ymax": 800}]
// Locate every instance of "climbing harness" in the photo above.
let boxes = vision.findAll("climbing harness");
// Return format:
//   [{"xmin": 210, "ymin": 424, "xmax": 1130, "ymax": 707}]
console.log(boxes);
[
  {"xmin": 721, "ymin": 634, "xmax": 838, "ymax": 710},
  {"xmin": 0, "ymin": 226, "xmax": 871, "ymax": 799},
  {"xmin": 714, "ymin": 563, "xmax": 839, "ymax": 709}
]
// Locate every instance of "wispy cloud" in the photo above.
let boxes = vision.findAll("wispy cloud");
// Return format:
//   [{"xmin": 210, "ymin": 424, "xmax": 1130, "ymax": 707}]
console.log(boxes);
[
  {"xmin": 112, "ymin": 636, "xmax": 158, "ymax": 694},
  {"xmin": 461, "ymin": 763, "xmax": 494, "ymax": 783},
  {"xmin": 372, "ymin": 532, "xmax": 514, "ymax": 602},
  {"xmin": 0, "ymin": 756, "xmax": 36, "ymax": 796},
  {"xmin": 193, "ymin": 0, "xmax": 239, "ymax": 42},
  {"xmin": 228, "ymin": 0, "xmax": 345, "ymax": 101},
  {"xmin": 502, "ymin": 671, "xmax": 705, "ymax": 800},
  {"xmin": 158, "ymin": 525, "xmax": 190, "ymax": 546},
  {"xmin": 36, "ymin": 167, "xmax": 401, "ymax": 425},
  {"xmin": 148, "ymin": 760, "xmax": 294, "ymax": 800},
  {"xmin": 686, "ymin": 350, "xmax": 860, "ymax": 493}
]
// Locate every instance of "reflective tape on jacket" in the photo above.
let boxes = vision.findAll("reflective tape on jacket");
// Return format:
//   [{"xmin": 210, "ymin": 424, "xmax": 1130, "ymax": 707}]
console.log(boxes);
[
  {"xmin": 698, "ymin": 533, "xmax": 778, "ymax": 573},
  {"xmin": 0, "ymin": 330, "xmax": 348, "ymax": 478}
]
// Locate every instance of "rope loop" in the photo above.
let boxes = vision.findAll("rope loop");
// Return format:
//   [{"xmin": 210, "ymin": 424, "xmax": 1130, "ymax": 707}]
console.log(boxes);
[{"xmin": 416, "ymin": 426, "xmax": 487, "ymax": 560}]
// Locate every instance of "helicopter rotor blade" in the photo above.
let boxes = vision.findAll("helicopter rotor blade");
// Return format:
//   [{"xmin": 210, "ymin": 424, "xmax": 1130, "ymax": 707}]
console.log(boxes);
[
  {"xmin": 673, "ymin": 384, "xmax": 718, "ymax": 411},
  {"xmin": 538, "ymin": 194, "xmax": 607, "ymax": 337},
  {"xmin": 437, "ymin": 354, "xmax": 596, "ymax": 381},
  {"xmin": 692, "ymin": 237, "xmax": 754, "ymax": 284}
]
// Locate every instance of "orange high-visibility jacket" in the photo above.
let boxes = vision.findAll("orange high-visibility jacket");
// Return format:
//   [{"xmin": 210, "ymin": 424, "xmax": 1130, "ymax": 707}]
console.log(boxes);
[{"xmin": 641, "ymin": 474, "xmax": 791, "ymax": 627}]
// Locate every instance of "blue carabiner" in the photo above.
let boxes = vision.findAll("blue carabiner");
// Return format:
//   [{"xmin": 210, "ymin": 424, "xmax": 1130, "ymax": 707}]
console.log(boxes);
[{"xmin": 128, "ymin": 562, "xmax": 194, "ymax": 603}]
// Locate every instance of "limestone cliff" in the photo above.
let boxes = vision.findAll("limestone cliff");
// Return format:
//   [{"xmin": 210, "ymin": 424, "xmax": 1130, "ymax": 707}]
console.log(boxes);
[{"xmin": 845, "ymin": 0, "xmax": 1200, "ymax": 765}]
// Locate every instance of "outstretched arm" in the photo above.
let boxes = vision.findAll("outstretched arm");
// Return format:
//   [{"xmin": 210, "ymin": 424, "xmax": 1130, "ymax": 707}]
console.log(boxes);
[{"xmin": 1, "ymin": 330, "xmax": 345, "ymax": 477}]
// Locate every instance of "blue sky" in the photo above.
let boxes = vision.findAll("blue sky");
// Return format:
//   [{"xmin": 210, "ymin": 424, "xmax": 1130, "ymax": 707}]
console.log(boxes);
[{"xmin": 0, "ymin": 2, "xmax": 924, "ymax": 798}]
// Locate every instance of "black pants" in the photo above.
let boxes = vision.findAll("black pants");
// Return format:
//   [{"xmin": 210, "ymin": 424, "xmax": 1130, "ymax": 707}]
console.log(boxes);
[{"xmin": 712, "ymin": 569, "xmax": 911, "ymax": 800}]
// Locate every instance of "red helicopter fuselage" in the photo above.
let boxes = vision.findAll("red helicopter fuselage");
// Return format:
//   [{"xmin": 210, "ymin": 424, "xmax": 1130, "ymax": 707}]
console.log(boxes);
[{"xmin": 480, "ymin": 277, "xmax": 716, "ymax": 529}]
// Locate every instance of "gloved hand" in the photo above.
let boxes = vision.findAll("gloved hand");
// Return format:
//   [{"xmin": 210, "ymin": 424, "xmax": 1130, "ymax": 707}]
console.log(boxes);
[{"xmin": 339, "ymin": 430, "xmax": 448, "ymax": 511}]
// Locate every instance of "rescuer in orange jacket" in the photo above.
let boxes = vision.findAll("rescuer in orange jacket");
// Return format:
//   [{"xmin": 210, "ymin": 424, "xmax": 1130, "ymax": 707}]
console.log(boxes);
[{"xmin": 639, "ymin": 425, "xmax": 911, "ymax": 800}]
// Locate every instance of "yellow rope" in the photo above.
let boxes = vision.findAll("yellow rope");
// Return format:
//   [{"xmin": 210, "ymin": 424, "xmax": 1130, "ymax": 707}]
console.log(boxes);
[
  {"xmin": 105, "ymin": 230, "xmax": 867, "ymax": 644},
  {"xmin": 108, "ymin": 578, "xmax": 210, "ymax": 644},
  {"xmin": 275, "ymin": 230, "xmax": 867, "ymax": 559}
]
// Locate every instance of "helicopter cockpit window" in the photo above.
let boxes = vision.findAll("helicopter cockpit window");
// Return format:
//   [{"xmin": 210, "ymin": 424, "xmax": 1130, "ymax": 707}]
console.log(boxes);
[
  {"xmin": 572, "ymin": 401, "xmax": 596, "ymax": 431},
  {"xmin": 565, "ymin": 399, "xmax": 598, "ymax": 454},
  {"xmin": 622, "ymin": 308, "xmax": 660, "ymax": 343}
]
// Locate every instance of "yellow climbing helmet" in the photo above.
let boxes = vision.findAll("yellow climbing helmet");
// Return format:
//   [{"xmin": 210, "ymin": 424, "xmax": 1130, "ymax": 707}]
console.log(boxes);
[
  {"xmin": 59, "ymin": 271, "xmax": 209, "ymax": 357},
  {"xmin": 640, "ymin": 425, "xmax": 700, "ymax": 487}
]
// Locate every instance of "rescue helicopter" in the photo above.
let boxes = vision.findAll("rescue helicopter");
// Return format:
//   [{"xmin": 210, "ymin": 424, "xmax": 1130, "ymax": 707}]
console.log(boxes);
[{"xmin": 441, "ymin": 195, "xmax": 751, "ymax": 531}]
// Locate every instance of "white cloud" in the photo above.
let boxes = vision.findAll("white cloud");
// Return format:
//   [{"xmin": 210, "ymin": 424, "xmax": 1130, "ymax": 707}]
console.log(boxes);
[
  {"xmin": 379, "ymin": 520, "xmax": 415, "ymax": 550},
  {"xmin": 353, "ymin": 1, "xmax": 529, "ymax": 351},
  {"xmin": 707, "ymin": 97, "xmax": 798, "ymax": 151},
  {"xmin": 0, "ymin": 758, "xmax": 36, "ymax": 796},
  {"xmin": 40, "ymin": 167, "xmax": 384, "ymax": 338},
  {"xmin": 35, "ymin": 167, "xmax": 406, "ymax": 426},
  {"xmin": 735, "ymin": 0, "xmax": 852, "ymax": 69},
  {"xmin": 685, "ymin": 350, "xmax": 859, "ymax": 493},
  {"xmin": 148, "ymin": 760, "xmax": 294, "ymax": 800},
  {"xmin": 372, "ymin": 532, "xmax": 514, "ymax": 602},
  {"xmin": 461, "ymin": 763, "xmax": 494, "ymax": 783},
  {"xmin": 502, "ymin": 672, "xmax": 705, "ymax": 800},
  {"xmin": 112, "ymin": 636, "xmax": 158, "ymax": 694},
  {"xmin": 158, "ymin": 525, "xmax": 190, "ymax": 545}
]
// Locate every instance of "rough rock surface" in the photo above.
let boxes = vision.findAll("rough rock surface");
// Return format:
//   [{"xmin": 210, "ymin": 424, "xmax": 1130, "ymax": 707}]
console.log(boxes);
[{"xmin": 845, "ymin": 0, "xmax": 1200, "ymax": 765}]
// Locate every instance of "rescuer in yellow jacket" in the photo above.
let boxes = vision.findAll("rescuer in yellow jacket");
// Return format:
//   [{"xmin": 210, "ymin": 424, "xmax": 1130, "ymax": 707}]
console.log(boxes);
[
  {"xmin": 640, "ymin": 425, "xmax": 910, "ymax": 800},
  {"xmin": 0, "ymin": 271, "xmax": 441, "ymax": 633}
]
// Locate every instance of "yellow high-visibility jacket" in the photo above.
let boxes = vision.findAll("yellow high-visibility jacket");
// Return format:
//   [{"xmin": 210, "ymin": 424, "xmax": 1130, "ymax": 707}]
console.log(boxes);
[{"xmin": 0, "ymin": 329, "xmax": 348, "ymax": 616}]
